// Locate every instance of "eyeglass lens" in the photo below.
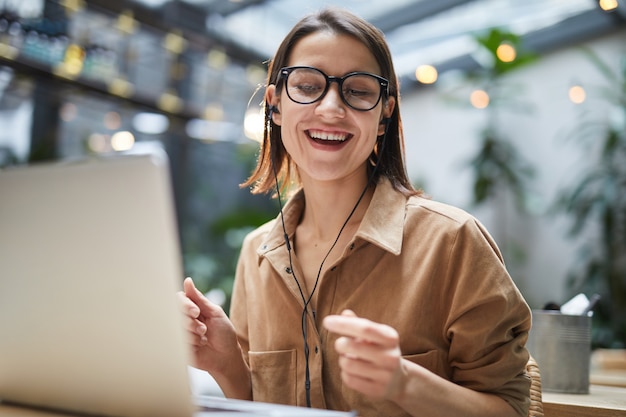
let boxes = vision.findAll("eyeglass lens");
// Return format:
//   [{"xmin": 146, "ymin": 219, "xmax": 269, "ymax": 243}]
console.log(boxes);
[{"xmin": 284, "ymin": 67, "xmax": 384, "ymax": 111}]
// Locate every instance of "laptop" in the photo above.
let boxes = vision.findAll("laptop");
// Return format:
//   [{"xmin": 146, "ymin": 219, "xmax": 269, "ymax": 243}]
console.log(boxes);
[{"xmin": 0, "ymin": 150, "xmax": 354, "ymax": 417}]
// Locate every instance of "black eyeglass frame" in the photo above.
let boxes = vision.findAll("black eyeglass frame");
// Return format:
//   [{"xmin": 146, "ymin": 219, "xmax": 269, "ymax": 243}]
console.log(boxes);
[{"xmin": 277, "ymin": 66, "xmax": 390, "ymax": 111}]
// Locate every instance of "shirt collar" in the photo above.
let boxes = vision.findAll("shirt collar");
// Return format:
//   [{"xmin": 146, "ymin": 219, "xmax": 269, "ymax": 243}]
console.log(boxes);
[
  {"xmin": 257, "ymin": 178, "xmax": 406, "ymax": 256},
  {"xmin": 357, "ymin": 178, "xmax": 405, "ymax": 255}
]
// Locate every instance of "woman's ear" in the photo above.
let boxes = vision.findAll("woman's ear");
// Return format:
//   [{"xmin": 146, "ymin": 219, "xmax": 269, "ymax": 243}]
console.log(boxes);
[
  {"xmin": 377, "ymin": 96, "xmax": 395, "ymax": 135},
  {"xmin": 385, "ymin": 97, "xmax": 395, "ymax": 118},
  {"xmin": 265, "ymin": 85, "xmax": 282, "ymax": 126}
]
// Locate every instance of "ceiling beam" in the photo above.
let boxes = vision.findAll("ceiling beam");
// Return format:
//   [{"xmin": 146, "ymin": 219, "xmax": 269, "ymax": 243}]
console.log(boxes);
[
  {"xmin": 523, "ymin": 6, "xmax": 625, "ymax": 54},
  {"xmin": 400, "ymin": 7, "xmax": 626, "ymax": 92},
  {"xmin": 371, "ymin": 0, "xmax": 479, "ymax": 33},
  {"xmin": 205, "ymin": 0, "xmax": 270, "ymax": 17}
]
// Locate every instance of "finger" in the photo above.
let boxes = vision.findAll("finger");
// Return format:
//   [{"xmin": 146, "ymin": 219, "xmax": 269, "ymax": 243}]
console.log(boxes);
[
  {"xmin": 183, "ymin": 276, "xmax": 201, "ymax": 300},
  {"xmin": 183, "ymin": 277, "xmax": 223, "ymax": 318},
  {"xmin": 176, "ymin": 289, "xmax": 201, "ymax": 319},
  {"xmin": 180, "ymin": 312, "xmax": 207, "ymax": 335},
  {"xmin": 323, "ymin": 315, "xmax": 398, "ymax": 347},
  {"xmin": 340, "ymin": 368, "xmax": 387, "ymax": 399},
  {"xmin": 335, "ymin": 336, "xmax": 401, "ymax": 369},
  {"xmin": 186, "ymin": 329, "xmax": 208, "ymax": 347},
  {"xmin": 338, "ymin": 353, "xmax": 390, "ymax": 383},
  {"xmin": 336, "ymin": 346, "xmax": 403, "ymax": 400}
]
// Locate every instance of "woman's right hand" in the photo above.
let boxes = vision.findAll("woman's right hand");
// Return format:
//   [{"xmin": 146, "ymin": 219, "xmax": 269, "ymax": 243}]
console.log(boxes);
[
  {"xmin": 178, "ymin": 277, "xmax": 252, "ymax": 400},
  {"xmin": 177, "ymin": 277, "xmax": 240, "ymax": 374}
]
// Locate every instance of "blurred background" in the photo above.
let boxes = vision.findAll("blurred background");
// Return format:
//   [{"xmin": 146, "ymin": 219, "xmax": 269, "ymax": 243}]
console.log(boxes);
[{"xmin": 0, "ymin": 0, "xmax": 625, "ymax": 348}]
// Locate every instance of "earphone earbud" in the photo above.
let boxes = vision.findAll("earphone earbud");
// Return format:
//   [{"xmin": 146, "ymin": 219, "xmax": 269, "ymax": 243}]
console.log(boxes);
[
  {"xmin": 267, "ymin": 105, "xmax": 280, "ymax": 121},
  {"xmin": 380, "ymin": 117, "xmax": 391, "ymax": 134}
]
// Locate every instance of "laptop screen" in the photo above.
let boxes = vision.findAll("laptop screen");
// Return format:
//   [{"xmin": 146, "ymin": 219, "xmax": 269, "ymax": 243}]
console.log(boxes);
[{"xmin": 0, "ymin": 151, "xmax": 195, "ymax": 417}]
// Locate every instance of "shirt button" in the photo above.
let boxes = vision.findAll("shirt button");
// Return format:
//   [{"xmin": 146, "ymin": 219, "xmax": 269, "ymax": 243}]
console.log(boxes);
[
  {"xmin": 285, "ymin": 267, "xmax": 292, "ymax": 274},
  {"xmin": 315, "ymin": 346, "xmax": 319, "ymax": 354},
  {"xmin": 330, "ymin": 266, "xmax": 336, "ymax": 272},
  {"xmin": 349, "ymin": 243, "xmax": 355, "ymax": 250}
]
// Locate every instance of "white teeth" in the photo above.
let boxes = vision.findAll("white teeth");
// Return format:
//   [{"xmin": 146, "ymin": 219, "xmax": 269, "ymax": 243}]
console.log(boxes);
[{"xmin": 308, "ymin": 130, "xmax": 347, "ymax": 141}]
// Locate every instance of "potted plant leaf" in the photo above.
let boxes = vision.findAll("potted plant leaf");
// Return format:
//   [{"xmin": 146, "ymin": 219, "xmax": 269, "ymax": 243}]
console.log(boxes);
[
  {"xmin": 441, "ymin": 28, "xmax": 538, "ymax": 265},
  {"xmin": 555, "ymin": 48, "xmax": 626, "ymax": 348}
]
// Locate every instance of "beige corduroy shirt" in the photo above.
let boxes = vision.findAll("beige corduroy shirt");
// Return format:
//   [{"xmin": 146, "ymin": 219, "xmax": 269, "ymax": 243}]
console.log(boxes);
[{"xmin": 230, "ymin": 178, "xmax": 532, "ymax": 417}]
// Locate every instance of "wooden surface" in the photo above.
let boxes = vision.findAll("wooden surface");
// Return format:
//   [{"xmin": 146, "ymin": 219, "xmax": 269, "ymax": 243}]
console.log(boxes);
[
  {"xmin": 591, "ymin": 349, "xmax": 626, "ymax": 389},
  {"xmin": 591, "ymin": 369, "xmax": 626, "ymax": 388},
  {"xmin": 543, "ymin": 385, "xmax": 626, "ymax": 417}
]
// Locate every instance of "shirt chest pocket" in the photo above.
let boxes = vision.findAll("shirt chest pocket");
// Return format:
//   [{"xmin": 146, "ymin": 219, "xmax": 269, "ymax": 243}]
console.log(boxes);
[{"xmin": 249, "ymin": 349, "xmax": 297, "ymax": 405}]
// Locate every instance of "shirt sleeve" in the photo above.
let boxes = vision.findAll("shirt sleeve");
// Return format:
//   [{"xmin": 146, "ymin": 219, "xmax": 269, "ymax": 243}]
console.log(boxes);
[{"xmin": 443, "ymin": 217, "xmax": 532, "ymax": 417}]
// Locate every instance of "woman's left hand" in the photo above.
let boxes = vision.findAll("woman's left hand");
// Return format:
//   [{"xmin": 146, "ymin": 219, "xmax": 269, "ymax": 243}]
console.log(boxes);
[{"xmin": 323, "ymin": 309, "xmax": 407, "ymax": 400}]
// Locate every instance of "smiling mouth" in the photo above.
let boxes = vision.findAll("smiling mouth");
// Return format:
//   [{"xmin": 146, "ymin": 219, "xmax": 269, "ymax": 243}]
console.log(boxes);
[{"xmin": 306, "ymin": 129, "xmax": 351, "ymax": 144}]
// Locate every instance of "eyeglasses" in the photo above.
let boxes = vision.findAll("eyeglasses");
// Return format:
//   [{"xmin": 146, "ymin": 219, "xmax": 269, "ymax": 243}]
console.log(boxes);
[{"xmin": 278, "ymin": 66, "xmax": 389, "ymax": 111}]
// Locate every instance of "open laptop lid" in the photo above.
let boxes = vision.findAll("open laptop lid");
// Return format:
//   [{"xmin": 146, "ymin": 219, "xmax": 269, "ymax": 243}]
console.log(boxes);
[{"xmin": 0, "ymin": 151, "xmax": 195, "ymax": 417}]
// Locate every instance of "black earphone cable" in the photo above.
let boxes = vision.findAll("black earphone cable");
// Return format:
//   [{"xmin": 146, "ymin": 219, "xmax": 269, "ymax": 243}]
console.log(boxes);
[{"xmin": 270, "ymin": 113, "xmax": 390, "ymax": 407}]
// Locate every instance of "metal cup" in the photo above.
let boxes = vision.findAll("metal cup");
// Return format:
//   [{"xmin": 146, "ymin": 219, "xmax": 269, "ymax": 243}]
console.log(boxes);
[{"xmin": 527, "ymin": 310, "xmax": 592, "ymax": 394}]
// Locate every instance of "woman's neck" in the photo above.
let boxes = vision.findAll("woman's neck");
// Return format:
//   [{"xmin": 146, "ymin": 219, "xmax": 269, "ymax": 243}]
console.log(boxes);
[{"xmin": 298, "ymin": 174, "xmax": 374, "ymax": 242}]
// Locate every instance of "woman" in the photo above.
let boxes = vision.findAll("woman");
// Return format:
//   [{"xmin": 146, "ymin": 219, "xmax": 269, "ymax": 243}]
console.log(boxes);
[{"xmin": 179, "ymin": 7, "xmax": 532, "ymax": 417}]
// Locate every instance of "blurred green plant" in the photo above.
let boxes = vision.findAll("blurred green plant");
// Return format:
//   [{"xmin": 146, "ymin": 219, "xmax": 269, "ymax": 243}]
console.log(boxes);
[
  {"xmin": 465, "ymin": 28, "xmax": 538, "ymax": 210},
  {"xmin": 184, "ymin": 206, "xmax": 275, "ymax": 314},
  {"xmin": 440, "ymin": 28, "xmax": 538, "ymax": 269},
  {"xmin": 554, "ymin": 48, "xmax": 626, "ymax": 348}
]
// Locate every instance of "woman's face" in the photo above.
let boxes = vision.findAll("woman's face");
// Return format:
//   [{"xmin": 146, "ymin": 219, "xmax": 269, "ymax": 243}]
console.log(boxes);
[{"xmin": 267, "ymin": 31, "xmax": 394, "ymax": 185}]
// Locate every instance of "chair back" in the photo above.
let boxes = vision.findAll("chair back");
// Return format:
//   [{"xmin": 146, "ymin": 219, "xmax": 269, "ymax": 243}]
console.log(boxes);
[{"xmin": 527, "ymin": 356, "xmax": 544, "ymax": 417}]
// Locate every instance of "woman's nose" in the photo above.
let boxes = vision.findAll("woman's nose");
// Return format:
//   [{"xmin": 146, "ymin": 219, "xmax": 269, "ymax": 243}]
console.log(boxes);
[{"xmin": 315, "ymin": 83, "xmax": 346, "ymax": 116}]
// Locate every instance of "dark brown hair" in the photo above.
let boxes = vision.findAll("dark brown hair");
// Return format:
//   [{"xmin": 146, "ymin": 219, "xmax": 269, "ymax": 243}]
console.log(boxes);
[{"xmin": 241, "ymin": 7, "xmax": 419, "ymax": 197}]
